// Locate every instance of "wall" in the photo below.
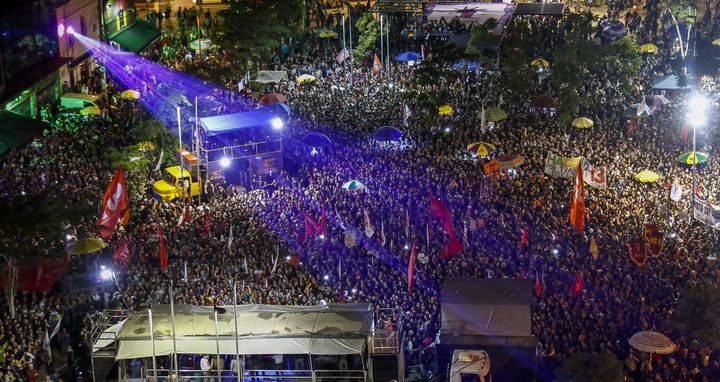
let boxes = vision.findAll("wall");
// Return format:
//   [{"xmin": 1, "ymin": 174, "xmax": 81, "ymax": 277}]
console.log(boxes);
[{"xmin": 56, "ymin": 0, "xmax": 102, "ymax": 86}]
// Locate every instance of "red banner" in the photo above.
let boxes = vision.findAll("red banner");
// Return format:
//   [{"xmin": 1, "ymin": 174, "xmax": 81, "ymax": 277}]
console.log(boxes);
[
  {"xmin": 98, "ymin": 168, "xmax": 129, "ymax": 239},
  {"xmin": 627, "ymin": 239, "xmax": 648, "ymax": 266},
  {"xmin": 644, "ymin": 224, "xmax": 663, "ymax": 257},
  {"xmin": 570, "ymin": 164, "xmax": 585, "ymax": 232}
]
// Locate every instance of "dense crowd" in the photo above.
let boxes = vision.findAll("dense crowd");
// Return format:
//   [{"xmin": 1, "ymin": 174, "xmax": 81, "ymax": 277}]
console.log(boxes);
[{"xmin": 2, "ymin": 3, "xmax": 720, "ymax": 382}]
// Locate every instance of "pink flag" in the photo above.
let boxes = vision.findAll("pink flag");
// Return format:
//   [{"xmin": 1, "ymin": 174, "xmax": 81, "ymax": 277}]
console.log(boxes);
[
  {"xmin": 335, "ymin": 48, "xmax": 350, "ymax": 64},
  {"xmin": 407, "ymin": 242, "xmax": 417, "ymax": 292}
]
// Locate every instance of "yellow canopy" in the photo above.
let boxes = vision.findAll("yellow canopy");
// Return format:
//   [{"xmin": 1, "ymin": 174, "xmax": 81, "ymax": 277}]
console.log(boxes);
[
  {"xmin": 639, "ymin": 43, "xmax": 658, "ymax": 53},
  {"xmin": 80, "ymin": 106, "xmax": 101, "ymax": 116},
  {"xmin": 70, "ymin": 238, "xmax": 108, "ymax": 255},
  {"xmin": 635, "ymin": 170, "xmax": 661, "ymax": 183},
  {"xmin": 466, "ymin": 142, "xmax": 496, "ymax": 156},
  {"xmin": 120, "ymin": 89, "xmax": 141, "ymax": 100},
  {"xmin": 296, "ymin": 74, "xmax": 317, "ymax": 84},
  {"xmin": 438, "ymin": 105, "xmax": 453, "ymax": 115},
  {"xmin": 531, "ymin": 58, "xmax": 550, "ymax": 68},
  {"xmin": 572, "ymin": 117, "xmax": 593, "ymax": 128}
]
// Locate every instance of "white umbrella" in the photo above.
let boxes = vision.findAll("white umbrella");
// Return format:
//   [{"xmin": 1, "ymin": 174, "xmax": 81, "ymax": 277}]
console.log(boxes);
[{"xmin": 628, "ymin": 331, "xmax": 675, "ymax": 354}]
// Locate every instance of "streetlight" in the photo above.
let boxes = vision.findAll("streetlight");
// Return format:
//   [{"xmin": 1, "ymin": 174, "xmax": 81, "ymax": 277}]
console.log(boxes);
[{"xmin": 687, "ymin": 94, "xmax": 709, "ymax": 196}]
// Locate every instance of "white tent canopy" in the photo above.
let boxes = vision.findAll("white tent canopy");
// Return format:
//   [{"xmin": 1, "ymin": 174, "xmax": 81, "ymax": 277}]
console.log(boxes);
[
  {"xmin": 112, "ymin": 304, "xmax": 372, "ymax": 360},
  {"xmin": 253, "ymin": 71, "xmax": 289, "ymax": 84}
]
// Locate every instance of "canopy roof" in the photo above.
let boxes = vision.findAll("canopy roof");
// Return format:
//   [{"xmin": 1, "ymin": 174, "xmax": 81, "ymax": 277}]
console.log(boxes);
[
  {"xmin": 254, "ymin": 71, "xmax": 289, "ymax": 84},
  {"xmin": 113, "ymin": 304, "xmax": 372, "ymax": 360},
  {"xmin": 652, "ymin": 75, "xmax": 692, "ymax": 91},
  {"xmin": 109, "ymin": 20, "xmax": 161, "ymax": 53},
  {"xmin": 199, "ymin": 107, "xmax": 280, "ymax": 136}
]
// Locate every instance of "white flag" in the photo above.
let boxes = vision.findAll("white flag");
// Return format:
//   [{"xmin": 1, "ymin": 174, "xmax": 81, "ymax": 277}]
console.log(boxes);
[
  {"xmin": 336, "ymin": 48, "xmax": 350, "ymax": 64},
  {"xmin": 364, "ymin": 209, "xmax": 375, "ymax": 238},
  {"xmin": 637, "ymin": 96, "xmax": 651, "ymax": 116},
  {"xmin": 402, "ymin": 104, "xmax": 411, "ymax": 127},
  {"xmin": 227, "ymin": 225, "xmax": 234, "ymax": 251},
  {"xmin": 335, "ymin": 207, "xmax": 347, "ymax": 230},
  {"xmin": 154, "ymin": 148, "xmax": 164, "ymax": 171},
  {"xmin": 671, "ymin": 182, "xmax": 683, "ymax": 202},
  {"xmin": 243, "ymin": 256, "xmax": 248, "ymax": 273},
  {"xmin": 271, "ymin": 245, "xmax": 279, "ymax": 274}
]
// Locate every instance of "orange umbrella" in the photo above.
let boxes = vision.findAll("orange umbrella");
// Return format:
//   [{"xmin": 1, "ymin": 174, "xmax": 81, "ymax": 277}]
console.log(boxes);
[{"xmin": 259, "ymin": 93, "xmax": 288, "ymax": 106}]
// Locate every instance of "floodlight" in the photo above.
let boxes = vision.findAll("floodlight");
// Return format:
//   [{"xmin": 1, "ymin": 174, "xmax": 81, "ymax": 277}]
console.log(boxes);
[
  {"xmin": 310, "ymin": 148, "xmax": 318, "ymax": 156},
  {"xmin": 286, "ymin": 256, "xmax": 291, "ymax": 261},
  {"xmin": 57, "ymin": 23, "xmax": 65, "ymax": 37},
  {"xmin": 323, "ymin": 275, "xmax": 330, "ymax": 281},
  {"xmin": 319, "ymin": 234, "xmax": 325, "ymax": 240},
  {"xmin": 404, "ymin": 244, "xmax": 409, "ymax": 250},
  {"xmin": 687, "ymin": 95, "xmax": 709, "ymax": 125},
  {"xmin": 220, "ymin": 157, "xmax": 231, "ymax": 168},
  {"xmin": 270, "ymin": 117, "xmax": 284, "ymax": 130},
  {"xmin": 67, "ymin": 26, "xmax": 75, "ymax": 35},
  {"xmin": 100, "ymin": 269, "xmax": 113, "ymax": 281}
]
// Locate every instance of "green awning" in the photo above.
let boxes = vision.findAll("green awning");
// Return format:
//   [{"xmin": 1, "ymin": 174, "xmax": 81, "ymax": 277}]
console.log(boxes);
[
  {"xmin": 0, "ymin": 111, "xmax": 48, "ymax": 155},
  {"xmin": 109, "ymin": 20, "xmax": 161, "ymax": 53}
]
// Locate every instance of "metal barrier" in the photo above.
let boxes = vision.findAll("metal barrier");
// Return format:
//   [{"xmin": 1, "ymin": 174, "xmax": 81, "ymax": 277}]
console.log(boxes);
[{"xmin": 144, "ymin": 368, "xmax": 366, "ymax": 381}]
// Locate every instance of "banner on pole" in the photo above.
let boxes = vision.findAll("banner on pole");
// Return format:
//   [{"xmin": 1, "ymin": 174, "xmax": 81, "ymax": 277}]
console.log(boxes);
[
  {"xmin": 544, "ymin": 152, "xmax": 583, "ymax": 178},
  {"xmin": 693, "ymin": 196, "xmax": 720, "ymax": 230}
]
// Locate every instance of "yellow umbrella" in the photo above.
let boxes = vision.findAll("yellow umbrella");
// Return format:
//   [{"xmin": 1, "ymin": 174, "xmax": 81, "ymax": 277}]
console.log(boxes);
[
  {"xmin": 120, "ymin": 89, "xmax": 141, "ymax": 100},
  {"xmin": 70, "ymin": 238, "xmax": 108, "ymax": 255},
  {"xmin": 639, "ymin": 43, "xmax": 658, "ymax": 53},
  {"xmin": 466, "ymin": 142, "xmax": 496, "ymax": 156},
  {"xmin": 80, "ymin": 106, "xmax": 101, "ymax": 116},
  {"xmin": 531, "ymin": 58, "xmax": 550, "ymax": 68},
  {"xmin": 318, "ymin": 29, "xmax": 338, "ymax": 38},
  {"xmin": 297, "ymin": 74, "xmax": 317, "ymax": 83},
  {"xmin": 713, "ymin": 38, "xmax": 720, "ymax": 46},
  {"xmin": 635, "ymin": 170, "xmax": 661, "ymax": 183},
  {"xmin": 572, "ymin": 117, "xmax": 594, "ymax": 128},
  {"xmin": 438, "ymin": 105, "xmax": 453, "ymax": 115},
  {"xmin": 138, "ymin": 141, "xmax": 156, "ymax": 151}
]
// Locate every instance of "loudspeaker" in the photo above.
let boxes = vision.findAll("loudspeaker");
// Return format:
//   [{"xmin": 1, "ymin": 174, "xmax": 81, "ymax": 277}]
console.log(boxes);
[{"xmin": 371, "ymin": 354, "xmax": 401, "ymax": 382}]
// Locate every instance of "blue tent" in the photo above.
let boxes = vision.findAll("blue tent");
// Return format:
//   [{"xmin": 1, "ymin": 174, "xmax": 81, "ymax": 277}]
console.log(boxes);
[
  {"xmin": 394, "ymin": 52, "xmax": 422, "ymax": 62},
  {"xmin": 372, "ymin": 126, "xmax": 403, "ymax": 142},
  {"xmin": 453, "ymin": 60, "xmax": 479, "ymax": 71},
  {"xmin": 302, "ymin": 132, "xmax": 332, "ymax": 147}
]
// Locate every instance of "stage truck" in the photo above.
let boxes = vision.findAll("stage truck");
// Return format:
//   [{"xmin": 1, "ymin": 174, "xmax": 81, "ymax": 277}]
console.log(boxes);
[{"xmin": 153, "ymin": 149, "xmax": 201, "ymax": 202}]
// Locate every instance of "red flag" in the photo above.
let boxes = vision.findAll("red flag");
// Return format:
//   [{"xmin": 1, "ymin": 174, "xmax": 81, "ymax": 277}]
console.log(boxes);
[
  {"xmin": 113, "ymin": 239, "xmax": 130, "ymax": 266},
  {"xmin": 520, "ymin": 228, "xmax": 529, "ymax": 250},
  {"xmin": 304, "ymin": 211, "xmax": 321, "ymax": 238},
  {"xmin": 204, "ymin": 213, "xmax": 212, "ymax": 234},
  {"xmin": 177, "ymin": 207, "xmax": 190, "ymax": 227},
  {"xmin": 441, "ymin": 237, "xmax": 464, "ymax": 260},
  {"xmin": 288, "ymin": 255, "xmax": 301, "ymax": 267},
  {"xmin": 627, "ymin": 118, "xmax": 637, "ymax": 136},
  {"xmin": 429, "ymin": 190, "xmax": 457, "ymax": 238},
  {"xmin": 320, "ymin": 205, "xmax": 327, "ymax": 237},
  {"xmin": 628, "ymin": 238, "xmax": 648, "ymax": 266},
  {"xmin": 158, "ymin": 225, "xmax": 168, "ymax": 272},
  {"xmin": 570, "ymin": 164, "xmax": 585, "ymax": 232},
  {"xmin": 534, "ymin": 272, "xmax": 542, "ymax": 297},
  {"xmin": 407, "ymin": 242, "xmax": 417, "ymax": 292},
  {"xmin": 570, "ymin": 272, "xmax": 584, "ymax": 296},
  {"xmin": 373, "ymin": 53, "xmax": 382, "ymax": 75},
  {"xmin": 98, "ymin": 168, "xmax": 130, "ymax": 239},
  {"xmin": 644, "ymin": 224, "xmax": 663, "ymax": 258}
]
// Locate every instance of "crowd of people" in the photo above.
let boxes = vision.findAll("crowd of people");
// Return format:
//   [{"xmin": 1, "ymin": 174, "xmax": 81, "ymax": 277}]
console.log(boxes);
[{"xmin": 2, "ymin": 2, "xmax": 720, "ymax": 382}]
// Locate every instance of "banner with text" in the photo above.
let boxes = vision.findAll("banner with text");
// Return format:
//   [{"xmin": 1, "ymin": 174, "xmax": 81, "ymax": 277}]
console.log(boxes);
[
  {"xmin": 582, "ymin": 159, "xmax": 608, "ymax": 189},
  {"xmin": 693, "ymin": 196, "xmax": 720, "ymax": 230},
  {"xmin": 544, "ymin": 152, "xmax": 583, "ymax": 178}
]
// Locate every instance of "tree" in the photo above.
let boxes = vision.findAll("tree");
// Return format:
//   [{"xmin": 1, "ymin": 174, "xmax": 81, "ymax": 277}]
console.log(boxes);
[
  {"xmin": 0, "ymin": 195, "xmax": 89, "ymax": 318},
  {"xmin": 675, "ymin": 281, "xmax": 720, "ymax": 349},
  {"xmin": 501, "ymin": 51, "xmax": 535, "ymax": 99},
  {"xmin": 354, "ymin": 13, "xmax": 380, "ymax": 59},
  {"xmin": 555, "ymin": 351, "xmax": 624, "ymax": 382},
  {"xmin": 466, "ymin": 18, "xmax": 500, "ymax": 57},
  {"xmin": 216, "ymin": 0, "xmax": 302, "ymax": 65}
]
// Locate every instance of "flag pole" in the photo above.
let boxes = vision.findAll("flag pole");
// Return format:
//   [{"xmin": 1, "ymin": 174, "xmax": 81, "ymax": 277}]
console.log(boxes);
[
  {"xmin": 176, "ymin": 105, "xmax": 182, "ymax": 150},
  {"xmin": 214, "ymin": 310, "xmax": 221, "ymax": 381},
  {"xmin": 380, "ymin": 15, "xmax": 384, "ymax": 79},
  {"xmin": 341, "ymin": 15, "xmax": 346, "ymax": 50},
  {"xmin": 348, "ymin": 4, "xmax": 353, "ymax": 88},
  {"xmin": 195, "ymin": 96, "xmax": 202, "ymax": 205},
  {"xmin": 148, "ymin": 308, "xmax": 157, "ymax": 382},
  {"xmin": 233, "ymin": 281, "xmax": 242, "ymax": 382},
  {"xmin": 169, "ymin": 278, "xmax": 179, "ymax": 381}
]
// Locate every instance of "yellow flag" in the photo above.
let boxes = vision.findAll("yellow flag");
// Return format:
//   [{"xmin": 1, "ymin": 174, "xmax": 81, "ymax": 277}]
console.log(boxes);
[{"xmin": 590, "ymin": 236, "xmax": 599, "ymax": 260}]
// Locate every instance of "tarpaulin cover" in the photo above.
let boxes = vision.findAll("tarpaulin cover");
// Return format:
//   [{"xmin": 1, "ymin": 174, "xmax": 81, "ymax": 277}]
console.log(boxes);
[
  {"xmin": 254, "ymin": 71, "xmax": 289, "ymax": 84},
  {"xmin": 199, "ymin": 107, "xmax": 280, "ymax": 136},
  {"xmin": 113, "ymin": 303, "xmax": 372, "ymax": 360},
  {"xmin": 425, "ymin": 3, "xmax": 516, "ymax": 34},
  {"xmin": 440, "ymin": 278, "xmax": 532, "ymax": 338}
]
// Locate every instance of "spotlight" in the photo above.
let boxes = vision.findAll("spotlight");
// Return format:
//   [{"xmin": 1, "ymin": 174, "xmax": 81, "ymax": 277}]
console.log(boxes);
[
  {"xmin": 319, "ymin": 234, "xmax": 325, "ymax": 240},
  {"xmin": 100, "ymin": 269, "xmax": 113, "ymax": 281},
  {"xmin": 57, "ymin": 23, "xmax": 65, "ymax": 37},
  {"xmin": 311, "ymin": 148, "xmax": 319, "ymax": 156},
  {"xmin": 404, "ymin": 244, "xmax": 409, "ymax": 250},
  {"xmin": 552, "ymin": 249, "xmax": 559, "ymax": 255},
  {"xmin": 270, "ymin": 117, "xmax": 284, "ymax": 130},
  {"xmin": 100, "ymin": 265, "xmax": 106, "ymax": 270},
  {"xmin": 220, "ymin": 157, "xmax": 231, "ymax": 168},
  {"xmin": 323, "ymin": 274, "xmax": 330, "ymax": 281},
  {"xmin": 67, "ymin": 26, "xmax": 75, "ymax": 36},
  {"xmin": 286, "ymin": 256, "xmax": 291, "ymax": 261},
  {"xmin": 65, "ymin": 234, "xmax": 73, "ymax": 241}
]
